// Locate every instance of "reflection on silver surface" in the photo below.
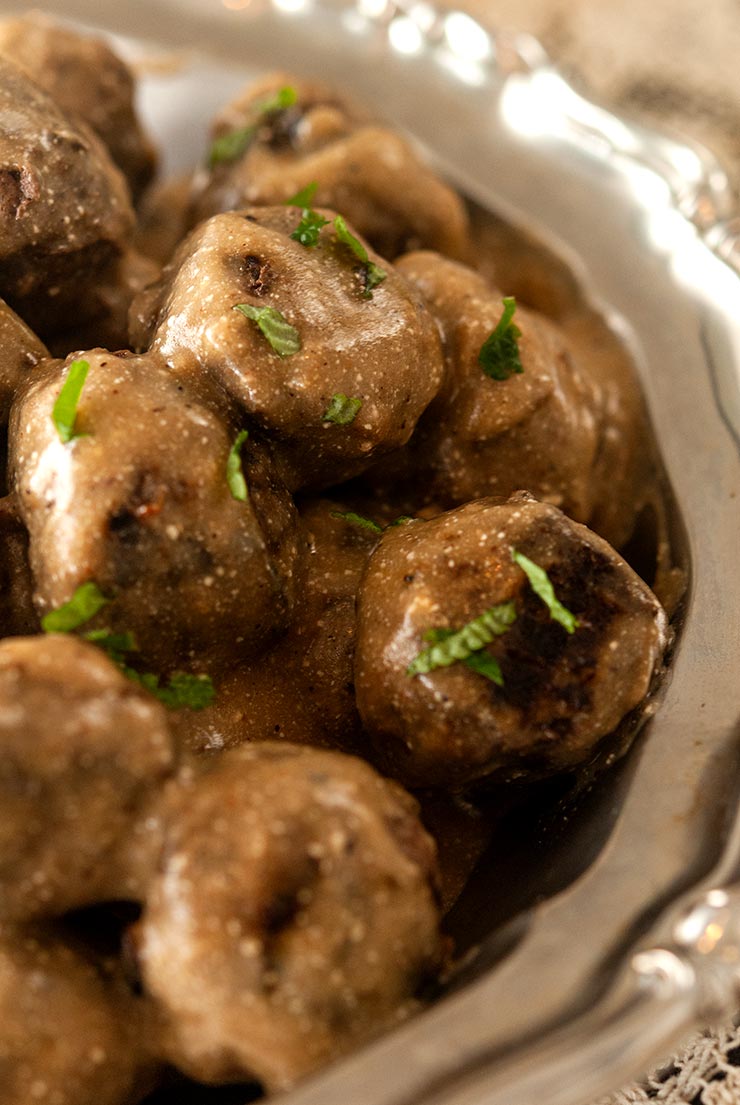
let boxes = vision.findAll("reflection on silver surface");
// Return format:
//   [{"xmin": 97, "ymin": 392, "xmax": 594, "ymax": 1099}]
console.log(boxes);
[{"xmin": 2, "ymin": 1, "xmax": 740, "ymax": 1103}]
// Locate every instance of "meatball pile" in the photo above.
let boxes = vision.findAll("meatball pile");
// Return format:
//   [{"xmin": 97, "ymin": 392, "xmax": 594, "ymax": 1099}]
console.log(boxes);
[{"xmin": 0, "ymin": 15, "xmax": 672, "ymax": 1105}]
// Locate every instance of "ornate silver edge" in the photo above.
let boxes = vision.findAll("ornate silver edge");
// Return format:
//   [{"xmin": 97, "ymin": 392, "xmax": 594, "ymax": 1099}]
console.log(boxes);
[
  {"xmin": 5, "ymin": 1, "xmax": 740, "ymax": 1102},
  {"xmin": 368, "ymin": 0, "xmax": 740, "ymax": 257}
]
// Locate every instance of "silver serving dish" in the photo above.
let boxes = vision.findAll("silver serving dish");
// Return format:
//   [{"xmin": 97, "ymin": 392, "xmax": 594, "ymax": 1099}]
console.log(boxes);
[{"xmin": 6, "ymin": 1, "xmax": 740, "ymax": 1102}]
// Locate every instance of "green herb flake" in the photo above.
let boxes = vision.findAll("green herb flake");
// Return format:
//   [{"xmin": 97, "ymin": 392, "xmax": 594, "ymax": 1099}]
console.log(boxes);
[
  {"xmin": 83, "ymin": 628, "xmax": 138, "ymax": 666},
  {"xmin": 407, "ymin": 602, "xmax": 517, "ymax": 679},
  {"xmin": 478, "ymin": 297, "xmax": 524, "ymax": 381},
  {"xmin": 227, "ymin": 429, "xmax": 249, "ymax": 502},
  {"xmin": 333, "ymin": 215, "xmax": 387, "ymax": 298},
  {"xmin": 290, "ymin": 207, "xmax": 330, "ymax": 248},
  {"xmin": 133, "ymin": 670, "xmax": 216, "ymax": 711},
  {"xmin": 261, "ymin": 85, "xmax": 298, "ymax": 114},
  {"xmin": 323, "ymin": 394, "xmax": 362, "ymax": 425},
  {"xmin": 208, "ymin": 85, "xmax": 298, "ymax": 168},
  {"xmin": 511, "ymin": 548, "xmax": 579, "ymax": 634},
  {"xmin": 52, "ymin": 358, "xmax": 90, "ymax": 444},
  {"xmin": 285, "ymin": 181, "xmax": 319, "ymax": 207},
  {"xmin": 330, "ymin": 510, "xmax": 383, "ymax": 534},
  {"xmin": 461, "ymin": 649, "xmax": 504, "ymax": 686},
  {"xmin": 208, "ymin": 123, "xmax": 257, "ymax": 169},
  {"xmin": 233, "ymin": 303, "xmax": 301, "ymax": 357},
  {"xmin": 41, "ymin": 581, "xmax": 109, "ymax": 633},
  {"xmin": 424, "ymin": 627, "xmax": 504, "ymax": 686}
]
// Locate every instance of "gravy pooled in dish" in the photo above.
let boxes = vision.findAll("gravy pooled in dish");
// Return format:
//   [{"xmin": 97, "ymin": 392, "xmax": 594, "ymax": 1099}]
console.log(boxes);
[{"xmin": 0, "ymin": 16, "xmax": 674, "ymax": 1104}]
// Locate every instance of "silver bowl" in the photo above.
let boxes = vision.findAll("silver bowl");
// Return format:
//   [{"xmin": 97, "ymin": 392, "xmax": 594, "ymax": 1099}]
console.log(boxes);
[{"xmin": 6, "ymin": 2, "xmax": 740, "ymax": 1102}]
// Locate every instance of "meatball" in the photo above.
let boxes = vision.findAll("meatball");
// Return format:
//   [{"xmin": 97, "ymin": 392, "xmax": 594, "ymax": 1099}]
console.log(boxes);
[
  {"xmin": 0, "ymin": 929, "xmax": 149, "ymax": 1105},
  {"xmin": 0, "ymin": 12, "xmax": 157, "ymax": 200},
  {"xmin": 0, "ymin": 496, "xmax": 37, "ymax": 637},
  {"xmin": 370, "ymin": 251, "xmax": 605, "ymax": 528},
  {"xmin": 0, "ymin": 57, "xmax": 134, "ymax": 338},
  {"xmin": 136, "ymin": 742, "xmax": 443, "ymax": 1090},
  {"xmin": 130, "ymin": 208, "xmax": 444, "ymax": 490},
  {"xmin": 10, "ymin": 349, "xmax": 303, "ymax": 672},
  {"xmin": 0, "ymin": 635, "xmax": 175, "ymax": 921},
  {"xmin": 355, "ymin": 495, "xmax": 668, "ymax": 788},
  {"xmin": 0, "ymin": 297, "xmax": 47, "ymax": 429},
  {"xmin": 135, "ymin": 174, "xmax": 193, "ymax": 266},
  {"xmin": 47, "ymin": 248, "xmax": 161, "ymax": 358},
  {"xmin": 173, "ymin": 497, "xmax": 377, "ymax": 755},
  {"xmin": 191, "ymin": 72, "xmax": 471, "ymax": 262}
]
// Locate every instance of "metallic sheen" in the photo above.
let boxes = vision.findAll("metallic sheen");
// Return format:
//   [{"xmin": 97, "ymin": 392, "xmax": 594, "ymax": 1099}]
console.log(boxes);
[{"xmin": 3, "ymin": 1, "xmax": 740, "ymax": 1102}]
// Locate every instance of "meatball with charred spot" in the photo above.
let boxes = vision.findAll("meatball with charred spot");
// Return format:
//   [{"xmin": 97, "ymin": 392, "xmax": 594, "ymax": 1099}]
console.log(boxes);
[
  {"xmin": 136, "ymin": 742, "xmax": 444, "ymax": 1090},
  {"xmin": 369, "ymin": 251, "xmax": 605, "ymax": 531},
  {"xmin": 130, "ymin": 208, "xmax": 444, "ymax": 491},
  {"xmin": 0, "ymin": 929, "xmax": 152, "ymax": 1105},
  {"xmin": 355, "ymin": 495, "xmax": 668, "ymax": 788},
  {"xmin": 0, "ymin": 12, "xmax": 157, "ymax": 201},
  {"xmin": 173, "ymin": 497, "xmax": 378, "ymax": 755},
  {"xmin": 191, "ymin": 72, "xmax": 471, "ymax": 262},
  {"xmin": 9, "ymin": 349, "xmax": 303, "ymax": 673},
  {"xmin": 0, "ymin": 58, "xmax": 134, "ymax": 339},
  {"xmin": 0, "ymin": 635, "xmax": 175, "ymax": 922}
]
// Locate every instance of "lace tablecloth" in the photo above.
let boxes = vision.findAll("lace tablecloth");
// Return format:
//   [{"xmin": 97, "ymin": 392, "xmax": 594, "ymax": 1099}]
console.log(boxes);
[{"xmin": 595, "ymin": 1025, "xmax": 740, "ymax": 1105}]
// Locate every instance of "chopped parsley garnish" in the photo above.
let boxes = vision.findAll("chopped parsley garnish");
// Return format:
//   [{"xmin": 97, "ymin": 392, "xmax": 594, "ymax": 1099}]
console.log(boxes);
[
  {"xmin": 41, "ymin": 588, "xmax": 214, "ymax": 709},
  {"xmin": 407, "ymin": 602, "xmax": 517, "ymax": 679},
  {"xmin": 41, "ymin": 581, "xmax": 109, "ymax": 633},
  {"xmin": 423, "ymin": 628, "xmax": 504, "ymax": 686},
  {"xmin": 227, "ymin": 429, "xmax": 249, "ymax": 502},
  {"xmin": 460, "ymin": 648, "xmax": 505, "ymax": 686},
  {"xmin": 330, "ymin": 510, "xmax": 383, "ymax": 534},
  {"xmin": 83, "ymin": 628, "xmax": 138, "ymax": 666},
  {"xmin": 286, "ymin": 181, "xmax": 319, "ymax": 207},
  {"xmin": 233, "ymin": 303, "xmax": 301, "ymax": 357},
  {"xmin": 291, "ymin": 207, "xmax": 330, "ymax": 248},
  {"xmin": 52, "ymin": 358, "xmax": 89, "ymax": 444},
  {"xmin": 128, "ymin": 669, "xmax": 216, "ymax": 711},
  {"xmin": 331, "ymin": 510, "xmax": 417, "ymax": 534},
  {"xmin": 208, "ymin": 124, "xmax": 256, "ymax": 169},
  {"xmin": 260, "ymin": 85, "xmax": 298, "ymax": 114},
  {"xmin": 478, "ymin": 297, "xmax": 523, "ymax": 381},
  {"xmin": 323, "ymin": 394, "xmax": 362, "ymax": 424},
  {"xmin": 333, "ymin": 215, "xmax": 387, "ymax": 298},
  {"xmin": 208, "ymin": 85, "xmax": 297, "ymax": 168},
  {"xmin": 511, "ymin": 548, "xmax": 579, "ymax": 633}
]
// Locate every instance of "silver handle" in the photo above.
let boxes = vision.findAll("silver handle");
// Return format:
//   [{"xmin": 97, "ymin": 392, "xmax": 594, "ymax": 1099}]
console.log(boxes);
[{"xmin": 429, "ymin": 887, "xmax": 740, "ymax": 1105}]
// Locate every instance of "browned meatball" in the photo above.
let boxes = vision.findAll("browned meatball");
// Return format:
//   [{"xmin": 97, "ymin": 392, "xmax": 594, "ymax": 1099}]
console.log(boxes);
[
  {"xmin": 369, "ymin": 251, "xmax": 606, "ymax": 530},
  {"xmin": 191, "ymin": 72, "xmax": 471, "ymax": 261},
  {"xmin": 0, "ymin": 496, "xmax": 37, "ymax": 637},
  {"xmin": 130, "ymin": 208, "xmax": 444, "ymax": 490},
  {"xmin": 0, "ymin": 635, "xmax": 175, "ymax": 922},
  {"xmin": 0, "ymin": 929, "xmax": 151, "ymax": 1105},
  {"xmin": 355, "ymin": 495, "xmax": 668, "ymax": 788},
  {"xmin": 0, "ymin": 297, "xmax": 47, "ymax": 429},
  {"xmin": 136, "ymin": 742, "xmax": 443, "ymax": 1090},
  {"xmin": 173, "ymin": 497, "xmax": 377, "ymax": 755},
  {"xmin": 0, "ymin": 12, "xmax": 157, "ymax": 200},
  {"xmin": 135, "ymin": 174, "xmax": 193, "ymax": 266},
  {"xmin": 0, "ymin": 58, "xmax": 134, "ymax": 338},
  {"xmin": 10, "ymin": 349, "xmax": 303, "ymax": 673},
  {"xmin": 47, "ymin": 249, "xmax": 161, "ymax": 358}
]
